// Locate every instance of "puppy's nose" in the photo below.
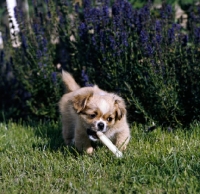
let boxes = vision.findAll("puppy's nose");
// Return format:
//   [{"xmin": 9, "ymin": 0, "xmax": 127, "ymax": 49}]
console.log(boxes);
[{"xmin": 97, "ymin": 122, "xmax": 105, "ymax": 131}]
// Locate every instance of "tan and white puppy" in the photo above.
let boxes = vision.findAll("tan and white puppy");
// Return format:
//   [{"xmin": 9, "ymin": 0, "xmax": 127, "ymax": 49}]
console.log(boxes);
[{"xmin": 59, "ymin": 71, "xmax": 130, "ymax": 154}]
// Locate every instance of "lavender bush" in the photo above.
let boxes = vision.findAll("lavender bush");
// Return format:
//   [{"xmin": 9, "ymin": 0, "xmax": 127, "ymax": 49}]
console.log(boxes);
[
  {"xmin": 72, "ymin": 0, "xmax": 200, "ymax": 127},
  {"xmin": 0, "ymin": 0, "xmax": 200, "ymax": 127},
  {"xmin": 0, "ymin": 0, "xmax": 69, "ymax": 120}
]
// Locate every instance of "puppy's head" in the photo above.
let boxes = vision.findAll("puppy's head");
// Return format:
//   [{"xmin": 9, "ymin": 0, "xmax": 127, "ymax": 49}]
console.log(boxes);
[{"xmin": 73, "ymin": 92, "xmax": 126, "ymax": 141}]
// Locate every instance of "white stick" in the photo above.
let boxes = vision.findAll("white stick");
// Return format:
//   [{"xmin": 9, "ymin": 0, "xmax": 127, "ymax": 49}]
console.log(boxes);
[
  {"xmin": 96, "ymin": 131, "xmax": 123, "ymax": 158},
  {"xmin": 6, "ymin": 0, "xmax": 21, "ymax": 47}
]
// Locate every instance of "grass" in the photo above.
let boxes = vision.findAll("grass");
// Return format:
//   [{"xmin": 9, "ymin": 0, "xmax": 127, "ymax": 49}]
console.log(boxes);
[{"xmin": 0, "ymin": 121, "xmax": 200, "ymax": 193}]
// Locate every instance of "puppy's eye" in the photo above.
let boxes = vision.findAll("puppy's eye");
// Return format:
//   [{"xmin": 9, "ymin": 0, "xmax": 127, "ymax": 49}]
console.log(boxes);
[
  {"xmin": 107, "ymin": 117, "xmax": 113, "ymax": 122},
  {"xmin": 89, "ymin": 114, "xmax": 96, "ymax": 119}
]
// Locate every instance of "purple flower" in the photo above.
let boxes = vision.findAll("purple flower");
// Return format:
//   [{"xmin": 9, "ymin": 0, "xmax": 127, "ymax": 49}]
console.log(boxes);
[
  {"xmin": 146, "ymin": 45, "xmax": 154, "ymax": 57},
  {"xmin": 140, "ymin": 5, "xmax": 150, "ymax": 19},
  {"xmin": 81, "ymin": 69, "xmax": 89, "ymax": 83},
  {"xmin": 59, "ymin": 13, "xmax": 65, "ymax": 24},
  {"xmin": 14, "ymin": 6, "xmax": 18, "ymax": 20},
  {"xmin": 156, "ymin": 34, "xmax": 162, "ymax": 43},
  {"xmin": 81, "ymin": 68, "xmax": 93, "ymax": 87},
  {"xmin": 140, "ymin": 30, "xmax": 148, "ymax": 43},
  {"xmin": 103, "ymin": 0, "xmax": 110, "ymax": 6},
  {"xmin": 31, "ymin": 0, "xmax": 35, "ymax": 5},
  {"xmin": 168, "ymin": 27, "xmax": 175, "ymax": 44},
  {"xmin": 42, "ymin": 38, "xmax": 48, "ymax": 48},
  {"xmin": 38, "ymin": 63, "xmax": 47, "ymax": 68},
  {"xmin": 24, "ymin": 92, "xmax": 31, "ymax": 98},
  {"xmin": 134, "ymin": 15, "xmax": 142, "ymax": 33},
  {"xmin": 14, "ymin": 6, "xmax": 24, "ymax": 26},
  {"xmin": 21, "ymin": 34, "xmax": 28, "ymax": 50},
  {"xmin": 182, "ymin": 34, "xmax": 188, "ymax": 46},
  {"xmin": 155, "ymin": 20, "xmax": 162, "ymax": 32},
  {"xmin": 38, "ymin": 62, "xmax": 42, "ymax": 68},
  {"xmin": 112, "ymin": 1, "xmax": 121, "ymax": 16},
  {"xmin": 103, "ymin": 5, "xmax": 109, "ymax": 17},
  {"xmin": 166, "ymin": 5, "xmax": 172, "ymax": 15},
  {"xmin": 33, "ymin": 24, "xmax": 39, "ymax": 34},
  {"xmin": 79, "ymin": 22, "xmax": 87, "ymax": 37},
  {"xmin": 109, "ymin": 35, "xmax": 116, "ymax": 50},
  {"xmin": 99, "ymin": 30, "xmax": 105, "ymax": 42},
  {"xmin": 113, "ymin": 15, "xmax": 122, "ymax": 30},
  {"xmin": 160, "ymin": 4, "xmax": 172, "ymax": 19},
  {"xmin": 83, "ymin": 0, "xmax": 91, "ymax": 8},
  {"xmin": 194, "ymin": 27, "xmax": 200, "ymax": 44},
  {"xmin": 47, "ymin": 10, "xmax": 51, "ymax": 18},
  {"xmin": 84, "ymin": 7, "xmax": 100, "ymax": 23},
  {"xmin": 112, "ymin": 0, "xmax": 132, "ymax": 31},
  {"xmin": 121, "ymin": 32, "xmax": 128, "ymax": 47},
  {"xmin": 75, "ymin": 2, "xmax": 80, "ymax": 13},
  {"xmin": 91, "ymin": 35, "xmax": 97, "ymax": 49},
  {"xmin": 123, "ymin": 1, "xmax": 133, "ymax": 20},
  {"xmin": 51, "ymin": 72, "xmax": 57, "ymax": 83},
  {"xmin": 36, "ymin": 50, "xmax": 43, "ymax": 59},
  {"xmin": 100, "ymin": 43, "xmax": 105, "ymax": 53}
]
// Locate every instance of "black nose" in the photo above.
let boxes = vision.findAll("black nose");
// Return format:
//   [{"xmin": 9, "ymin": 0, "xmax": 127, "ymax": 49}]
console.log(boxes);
[{"xmin": 97, "ymin": 122, "xmax": 105, "ymax": 131}]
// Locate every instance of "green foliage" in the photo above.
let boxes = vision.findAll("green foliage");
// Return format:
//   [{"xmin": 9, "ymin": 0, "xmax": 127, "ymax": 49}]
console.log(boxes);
[
  {"xmin": 69, "ymin": 1, "xmax": 200, "ymax": 127},
  {"xmin": 0, "ymin": 0, "xmax": 68, "ymax": 120},
  {"xmin": 1, "ymin": 0, "xmax": 200, "ymax": 127},
  {"xmin": 128, "ymin": 0, "xmax": 146, "ymax": 8},
  {"xmin": 0, "ymin": 121, "xmax": 200, "ymax": 193}
]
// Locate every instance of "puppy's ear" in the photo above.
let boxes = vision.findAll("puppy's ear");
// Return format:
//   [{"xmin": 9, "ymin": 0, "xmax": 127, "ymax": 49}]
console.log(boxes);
[
  {"xmin": 72, "ymin": 92, "xmax": 93, "ymax": 113},
  {"xmin": 115, "ymin": 98, "xmax": 126, "ymax": 120}
]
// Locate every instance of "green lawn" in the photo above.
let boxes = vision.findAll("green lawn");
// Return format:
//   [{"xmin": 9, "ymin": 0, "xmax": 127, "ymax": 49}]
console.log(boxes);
[{"xmin": 0, "ymin": 121, "xmax": 200, "ymax": 193}]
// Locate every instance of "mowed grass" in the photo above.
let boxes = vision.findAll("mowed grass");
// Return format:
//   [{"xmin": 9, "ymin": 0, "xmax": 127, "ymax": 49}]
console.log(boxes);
[{"xmin": 0, "ymin": 121, "xmax": 200, "ymax": 193}]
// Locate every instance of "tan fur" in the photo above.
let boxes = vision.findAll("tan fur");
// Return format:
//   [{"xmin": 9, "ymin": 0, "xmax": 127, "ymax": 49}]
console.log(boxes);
[
  {"xmin": 62, "ymin": 71, "xmax": 80, "ymax": 92},
  {"xmin": 59, "ymin": 70, "xmax": 130, "ymax": 154}
]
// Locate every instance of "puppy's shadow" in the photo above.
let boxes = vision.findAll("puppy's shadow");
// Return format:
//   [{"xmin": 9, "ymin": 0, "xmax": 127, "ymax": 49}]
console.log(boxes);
[
  {"xmin": 31, "ymin": 121, "xmax": 102, "ymax": 156},
  {"xmin": 31, "ymin": 121, "xmax": 66, "ymax": 152}
]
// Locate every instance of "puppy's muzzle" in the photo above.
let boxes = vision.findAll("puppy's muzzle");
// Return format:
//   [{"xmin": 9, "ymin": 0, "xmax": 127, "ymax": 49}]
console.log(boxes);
[
  {"xmin": 87, "ymin": 121, "xmax": 106, "ymax": 141},
  {"xmin": 87, "ymin": 121, "xmax": 107, "ymax": 141},
  {"xmin": 87, "ymin": 128, "xmax": 99, "ymax": 141}
]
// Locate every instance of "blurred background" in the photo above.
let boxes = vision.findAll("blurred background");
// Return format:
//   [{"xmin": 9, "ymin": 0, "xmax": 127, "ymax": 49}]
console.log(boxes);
[{"xmin": 1, "ymin": 0, "xmax": 200, "ymax": 128}]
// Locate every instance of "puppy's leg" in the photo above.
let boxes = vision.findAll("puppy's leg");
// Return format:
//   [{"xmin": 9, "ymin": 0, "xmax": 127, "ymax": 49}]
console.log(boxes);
[
  {"xmin": 115, "ymin": 130, "xmax": 130, "ymax": 151},
  {"xmin": 62, "ymin": 117, "xmax": 75, "ymax": 145},
  {"xmin": 74, "ymin": 124, "xmax": 94, "ymax": 154}
]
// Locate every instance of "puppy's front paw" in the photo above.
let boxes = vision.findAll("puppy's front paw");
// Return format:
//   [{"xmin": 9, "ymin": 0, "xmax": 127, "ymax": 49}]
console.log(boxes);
[
  {"xmin": 86, "ymin": 147, "xmax": 94, "ymax": 154},
  {"xmin": 116, "ymin": 136, "xmax": 130, "ymax": 151},
  {"xmin": 119, "ymin": 145, "xmax": 127, "ymax": 151}
]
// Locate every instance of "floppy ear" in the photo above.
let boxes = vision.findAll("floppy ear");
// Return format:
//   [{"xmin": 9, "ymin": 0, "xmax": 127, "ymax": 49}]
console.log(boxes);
[
  {"xmin": 72, "ymin": 92, "xmax": 93, "ymax": 113},
  {"xmin": 115, "ymin": 98, "xmax": 126, "ymax": 120}
]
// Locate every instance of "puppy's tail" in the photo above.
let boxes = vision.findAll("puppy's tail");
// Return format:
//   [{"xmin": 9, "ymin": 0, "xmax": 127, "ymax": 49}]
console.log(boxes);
[{"xmin": 62, "ymin": 70, "xmax": 80, "ymax": 93}]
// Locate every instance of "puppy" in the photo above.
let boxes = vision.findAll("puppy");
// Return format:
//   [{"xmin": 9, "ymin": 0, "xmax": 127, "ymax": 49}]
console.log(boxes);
[{"xmin": 59, "ymin": 71, "xmax": 130, "ymax": 154}]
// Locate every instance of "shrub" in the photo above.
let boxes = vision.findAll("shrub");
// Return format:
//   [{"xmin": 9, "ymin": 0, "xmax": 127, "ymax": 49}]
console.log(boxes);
[
  {"xmin": 1, "ymin": 0, "xmax": 200, "ymax": 127},
  {"xmin": 0, "ymin": 0, "xmax": 68, "ymax": 120},
  {"xmin": 70, "ymin": 0, "xmax": 200, "ymax": 127}
]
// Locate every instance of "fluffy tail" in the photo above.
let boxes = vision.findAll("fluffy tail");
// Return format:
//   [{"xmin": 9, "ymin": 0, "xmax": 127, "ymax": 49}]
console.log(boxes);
[{"xmin": 62, "ymin": 70, "xmax": 80, "ymax": 93}]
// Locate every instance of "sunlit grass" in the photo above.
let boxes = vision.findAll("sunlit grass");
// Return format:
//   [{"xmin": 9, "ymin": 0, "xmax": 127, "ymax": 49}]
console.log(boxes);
[{"xmin": 0, "ymin": 121, "xmax": 200, "ymax": 193}]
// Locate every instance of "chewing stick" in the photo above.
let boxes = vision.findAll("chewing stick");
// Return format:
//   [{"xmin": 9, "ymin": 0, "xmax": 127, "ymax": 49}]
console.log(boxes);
[{"xmin": 96, "ymin": 131, "xmax": 123, "ymax": 158}]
